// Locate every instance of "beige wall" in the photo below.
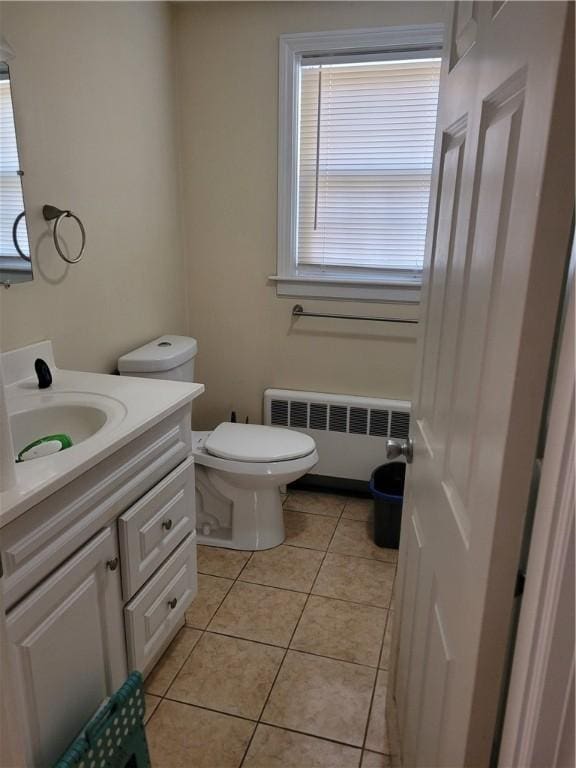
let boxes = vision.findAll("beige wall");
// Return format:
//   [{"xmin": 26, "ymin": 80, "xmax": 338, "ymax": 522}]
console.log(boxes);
[
  {"xmin": 0, "ymin": 2, "xmax": 187, "ymax": 373},
  {"xmin": 172, "ymin": 2, "xmax": 443, "ymax": 429},
  {"xmin": 0, "ymin": 1, "xmax": 443, "ymax": 426}
]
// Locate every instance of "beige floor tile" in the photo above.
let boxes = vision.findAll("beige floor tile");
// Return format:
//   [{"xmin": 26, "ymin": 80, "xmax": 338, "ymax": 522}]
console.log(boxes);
[
  {"xmin": 240, "ymin": 544, "xmax": 324, "ymax": 593},
  {"xmin": 145, "ymin": 627, "xmax": 202, "ymax": 696},
  {"xmin": 290, "ymin": 595, "xmax": 387, "ymax": 666},
  {"xmin": 185, "ymin": 573, "xmax": 234, "ymax": 629},
  {"xmin": 197, "ymin": 545, "xmax": 252, "ymax": 579},
  {"xmin": 329, "ymin": 519, "xmax": 398, "ymax": 564},
  {"xmin": 144, "ymin": 694, "xmax": 161, "ymax": 724},
  {"xmin": 362, "ymin": 751, "xmax": 393, "ymax": 768},
  {"xmin": 343, "ymin": 497, "xmax": 374, "ymax": 522},
  {"xmin": 167, "ymin": 632, "xmax": 284, "ymax": 719},
  {"xmin": 366, "ymin": 671, "xmax": 390, "ymax": 754},
  {"xmin": 284, "ymin": 491, "xmax": 346, "ymax": 518},
  {"xmin": 146, "ymin": 699, "xmax": 255, "ymax": 768},
  {"xmin": 209, "ymin": 581, "xmax": 306, "ymax": 647},
  {"xmin": 379, "ymin": 614, "xmax": 393, "ymax": 670},
  {"xmin": 262, "ymin": 650, "xmax": 376, "ymax": 747},
  {"xmin": 244, "ymin": 724, "xmax": 362, "ymax": 768},
  {"xmin": 284, "ymin": 509, "xmax": 337, "ymax": 551},
  {"xmin": 313, "ymin": 553, "xmax": 395, "ymax": 608}
]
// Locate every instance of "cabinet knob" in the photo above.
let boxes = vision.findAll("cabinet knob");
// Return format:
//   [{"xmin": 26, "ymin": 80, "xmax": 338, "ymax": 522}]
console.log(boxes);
[
  {"xmin": 162, "ymin": 518, "xmax": 173, "ymax": 531},
  {"xmin": 106, "ymin": 557, "xmax": 119, "ymax": 571},
  {"xmin": 167, "ymin": 597, "xmax": 178, "ymax": 610}
]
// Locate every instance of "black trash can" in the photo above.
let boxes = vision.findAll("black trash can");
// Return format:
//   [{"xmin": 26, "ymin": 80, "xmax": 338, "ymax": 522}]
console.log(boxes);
[{"xmin": 370, "ymin": 462, "xmax": 406, "ymax": 549}]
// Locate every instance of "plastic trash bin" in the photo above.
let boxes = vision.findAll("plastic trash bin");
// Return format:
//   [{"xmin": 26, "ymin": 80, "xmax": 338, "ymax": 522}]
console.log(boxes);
[{"xmin": 370, "ymin": 462, "xmax": 406, "ymax": 549}]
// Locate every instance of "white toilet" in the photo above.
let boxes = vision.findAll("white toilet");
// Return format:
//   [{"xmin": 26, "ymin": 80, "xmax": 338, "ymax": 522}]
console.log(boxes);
[{"xmin": 118, "ymin": 336, "xmax": 318, "ymax": 550}]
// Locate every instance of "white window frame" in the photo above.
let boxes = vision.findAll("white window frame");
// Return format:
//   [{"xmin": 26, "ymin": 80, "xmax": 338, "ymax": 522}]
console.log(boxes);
[{"xmin": 273, "ymin": 24, "xmax": 444, "ymax": 303}]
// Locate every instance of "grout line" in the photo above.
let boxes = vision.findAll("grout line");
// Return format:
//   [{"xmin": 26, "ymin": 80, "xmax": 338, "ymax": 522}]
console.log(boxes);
[
  {"xmin": 284, "ymin": 541, "xmax": 334, "ymax": 553},
  {"xmin": 255, "ymin": 720, "xmax": 366, "ymax": 753},
  {"xmin": 236, "ymin": 576, "xmax": 313, "ymax": 596},
  {"xmin": 199, "ymin": 625, "xmax": 382, "ymax": 670},
  {"xmin": 237, "ymin": 501, "xmax": 345, "ymax": 767},
  {"xmin": 157, "ymin": 696, "xmax": 369, "ymax": 753},
  {"xmin": 161, "ymin": 694, "xmax": 259, "ymax": 725},
  {"xmin": 377, "ymin": 608, "xmax": 392, "ymax": 671},
  {"xmin": 237, "ymin": 590, "xmax": 310, "ymax": 765},
  {"xmin": 146, "ymin": 623, "xmax": 207, "ymax": 700},
  {"xmin": 283, "ymin": 506, "xmax": 344, "ymax": 519},
  {"xmin": 360, "ymin": 571, "xmax": 398, "ymax": 759}
]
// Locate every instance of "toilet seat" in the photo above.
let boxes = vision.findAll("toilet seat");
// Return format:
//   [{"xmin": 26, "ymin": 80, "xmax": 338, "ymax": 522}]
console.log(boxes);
[
  {"xmin": 204, "ymin": 422, "xmax": 315, "ymax": 463},
  {"xmin": 193, "ymin": 443, "xmax": 318, "ymax": 477}
]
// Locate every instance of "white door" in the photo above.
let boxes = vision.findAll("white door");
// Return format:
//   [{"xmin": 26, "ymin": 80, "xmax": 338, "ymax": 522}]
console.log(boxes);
[
  {"xmin": 5, "ymin": 527, "xmax": 127, "ymax": 767},
  {"xmin": 391, "ymin": 2, "xmax": 574, "ymax": 766}
]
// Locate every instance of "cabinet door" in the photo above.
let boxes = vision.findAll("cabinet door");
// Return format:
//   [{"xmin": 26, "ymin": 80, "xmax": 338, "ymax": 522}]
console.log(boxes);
[{"xmin": 5, "ymin": 527, "xmax": 127, "ymax": 767}]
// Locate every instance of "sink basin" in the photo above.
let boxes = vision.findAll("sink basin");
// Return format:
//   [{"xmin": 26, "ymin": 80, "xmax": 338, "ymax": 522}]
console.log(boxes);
[{"xmin": 10, "ymin": 393, "xmax": 127, "ymax": 461}]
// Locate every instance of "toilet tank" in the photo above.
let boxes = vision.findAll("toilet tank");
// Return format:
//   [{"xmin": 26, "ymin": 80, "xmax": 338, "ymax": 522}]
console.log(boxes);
[{"xmin": 117, "ymin": 335, "xmax": 198, "ymax": 382}]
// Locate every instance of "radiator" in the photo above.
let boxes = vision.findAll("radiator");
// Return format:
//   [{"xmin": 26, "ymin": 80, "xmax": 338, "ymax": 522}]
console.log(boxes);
[{"xmin": 264, "ymin": 388, "xmax": 411, "ymax": 482}]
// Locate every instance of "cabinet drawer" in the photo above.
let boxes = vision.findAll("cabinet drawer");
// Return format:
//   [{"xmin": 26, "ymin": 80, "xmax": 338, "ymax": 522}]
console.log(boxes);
[
  {"xmin": 124, "ymin": 533, "xmax": 197, "ymax": 676},
  {"xmin": 118, "ymin": 458, "xmax": 195, "ymax": 600}
]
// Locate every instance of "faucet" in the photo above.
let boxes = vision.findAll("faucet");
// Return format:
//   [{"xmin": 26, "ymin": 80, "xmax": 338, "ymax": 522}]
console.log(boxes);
[{"xmin": 35, "ymin": 358, "xmax": 52, "ymax": 389}]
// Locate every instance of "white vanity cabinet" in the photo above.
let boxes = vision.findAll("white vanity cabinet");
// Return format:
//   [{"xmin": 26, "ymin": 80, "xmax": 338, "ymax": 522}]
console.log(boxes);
[{"xmin": 1, "ymin": 405, "xmax": 197, "ymax": 767}]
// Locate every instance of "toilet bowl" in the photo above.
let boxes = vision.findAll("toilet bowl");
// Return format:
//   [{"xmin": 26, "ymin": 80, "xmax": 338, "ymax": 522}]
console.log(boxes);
[
  {"xmin": 118, "ymin": 336, "xmax": 318, "ymax": 550},
  {"xmin": 192, "ymin": 424, "xmax": 317, "ymax": 549}
]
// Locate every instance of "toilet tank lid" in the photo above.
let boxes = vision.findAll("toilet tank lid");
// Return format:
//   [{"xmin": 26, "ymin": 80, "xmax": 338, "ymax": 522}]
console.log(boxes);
[{"xmin": 118, "ymin": 335, "xmax": 198, "ymax": 373}]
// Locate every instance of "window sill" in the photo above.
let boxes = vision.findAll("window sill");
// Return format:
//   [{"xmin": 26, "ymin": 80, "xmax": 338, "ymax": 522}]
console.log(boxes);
[{"xmin": 269, "ymin": 275, "xmax": 421, "ymax": 303}]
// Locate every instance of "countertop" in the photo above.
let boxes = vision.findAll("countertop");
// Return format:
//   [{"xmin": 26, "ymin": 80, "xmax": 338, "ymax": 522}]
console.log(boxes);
[{"xmin": 1, "ymin": 367, "xmax": 203, "ymax": 528}]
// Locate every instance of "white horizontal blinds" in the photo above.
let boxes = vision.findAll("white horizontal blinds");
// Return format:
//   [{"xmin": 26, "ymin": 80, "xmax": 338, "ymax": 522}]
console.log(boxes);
[
  {"xmin": 297, "ymin": 56, "xmax": 441, "ymax": 273},
  {"xmin": 0, "ymin": 75, "xmax": 28, "ymax": 260}
]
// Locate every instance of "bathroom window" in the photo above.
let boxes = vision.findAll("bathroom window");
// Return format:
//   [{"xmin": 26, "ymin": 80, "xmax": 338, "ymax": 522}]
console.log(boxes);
[{"xmin": 274, "ymin": 27, "xmax": 442, "ymax": 302}]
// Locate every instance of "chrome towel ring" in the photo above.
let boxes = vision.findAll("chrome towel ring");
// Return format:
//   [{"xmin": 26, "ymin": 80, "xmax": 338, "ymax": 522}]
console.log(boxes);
[{"xmin": 43, "ymin": 204, "xmax": 86, "ymax": 264}]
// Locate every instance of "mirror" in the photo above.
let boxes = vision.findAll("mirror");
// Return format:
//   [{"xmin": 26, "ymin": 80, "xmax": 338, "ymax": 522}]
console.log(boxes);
[{"xmin": 0, "ymin": 61, "xmax": 32, "ymax": 286}]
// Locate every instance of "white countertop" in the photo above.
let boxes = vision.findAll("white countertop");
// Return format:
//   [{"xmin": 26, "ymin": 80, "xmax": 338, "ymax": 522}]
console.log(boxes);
[{"xmin": 0, "ymin": 365, "xmax": 203, "ymax": 528}]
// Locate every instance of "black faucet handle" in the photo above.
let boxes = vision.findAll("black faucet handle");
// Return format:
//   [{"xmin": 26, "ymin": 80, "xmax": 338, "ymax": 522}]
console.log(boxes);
[{"xmin": 35, "ymin": 358, "xmax": 52, "ymax": 389}]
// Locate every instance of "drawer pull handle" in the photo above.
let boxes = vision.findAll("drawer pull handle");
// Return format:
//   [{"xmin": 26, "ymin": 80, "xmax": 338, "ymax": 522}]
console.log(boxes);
[
  {"xmin": 167, "ymin": 597, "xmax": 178, "ymax": 610},
  {"xmin": 106, "ymin": 557, "xmax": 119, "ymax": 571},
  {"xmin": 162, "ymin": 519, "xmax": 173, "ymax": 531}
]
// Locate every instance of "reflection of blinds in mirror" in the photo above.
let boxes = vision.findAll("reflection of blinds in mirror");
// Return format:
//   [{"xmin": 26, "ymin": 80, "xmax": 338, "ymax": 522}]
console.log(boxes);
[
  {"xmin": 0, "ymin": 75, "xmax": 29, "ymax": 260},
  {"xmin": 297, "ymin": 57, "xmax": 440, "ymax": 273}
]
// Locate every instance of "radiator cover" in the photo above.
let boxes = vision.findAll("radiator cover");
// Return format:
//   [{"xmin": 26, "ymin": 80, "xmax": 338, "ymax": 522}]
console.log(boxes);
[{"xmin": 264, "ymin": 389, "xmax": 410, "ymax": 482}]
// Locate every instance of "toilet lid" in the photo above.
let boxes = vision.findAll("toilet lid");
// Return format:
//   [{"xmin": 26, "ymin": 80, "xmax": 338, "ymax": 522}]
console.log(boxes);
[{"xmin": 204, "ymin": 422, "xmax": 316, "ymax": 462}]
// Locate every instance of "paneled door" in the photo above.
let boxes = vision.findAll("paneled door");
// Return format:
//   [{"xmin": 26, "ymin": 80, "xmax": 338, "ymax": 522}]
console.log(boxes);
[{"xmin": 390, "ymin": 2, "xmax": 574, "ymax": 766}]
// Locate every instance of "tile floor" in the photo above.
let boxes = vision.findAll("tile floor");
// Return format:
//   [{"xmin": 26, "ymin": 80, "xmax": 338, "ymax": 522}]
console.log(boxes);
[{"xmin": 145, "ymin": 490, "xmax": 401, "ymax": 768}]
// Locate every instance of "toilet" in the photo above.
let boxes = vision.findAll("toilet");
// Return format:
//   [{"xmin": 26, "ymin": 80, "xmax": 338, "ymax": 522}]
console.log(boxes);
[{"xmin": 118, "ymin": 336, "xmax": 318, "ymax": 550}]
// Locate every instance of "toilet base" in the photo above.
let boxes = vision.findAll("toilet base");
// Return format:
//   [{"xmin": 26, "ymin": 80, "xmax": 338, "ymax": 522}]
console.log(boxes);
[{"xmin": 195, "ymin": 464, "xmax": 285, "ymax": 550}]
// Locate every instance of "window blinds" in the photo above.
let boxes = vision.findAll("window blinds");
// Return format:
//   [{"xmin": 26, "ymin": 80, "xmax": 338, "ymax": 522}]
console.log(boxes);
[
  {"xmin": 297, "ymin": 57, "xmax": 441, "ymax": 274},
  {"xmin": 0, "ymin": 76, "xmax": 28, "ymax": 261}
]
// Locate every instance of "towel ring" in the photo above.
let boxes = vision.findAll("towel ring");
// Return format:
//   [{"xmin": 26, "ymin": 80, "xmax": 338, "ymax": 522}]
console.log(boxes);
[
  {"xmin": 12, "ymin": 211, "xmax": 31, "ymax": 261},
  {"xmin": 43, "ymin": 204, "xmax": 86, "ymax": 264}
]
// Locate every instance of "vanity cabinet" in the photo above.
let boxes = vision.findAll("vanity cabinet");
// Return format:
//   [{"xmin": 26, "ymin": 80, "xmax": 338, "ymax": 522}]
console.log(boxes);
[
  {"xmin": 4, "ymin": 526, "xmax": 126, "ymax": 767},
  {"xmin": 1, "ymin": 405, "xmax": 197, "ymax": 767}
]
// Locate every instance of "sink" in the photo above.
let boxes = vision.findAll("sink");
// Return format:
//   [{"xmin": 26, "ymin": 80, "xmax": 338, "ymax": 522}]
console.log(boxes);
[{"xmin": 10, "ymin": 393, "xmax": 127, "ymax": 461}]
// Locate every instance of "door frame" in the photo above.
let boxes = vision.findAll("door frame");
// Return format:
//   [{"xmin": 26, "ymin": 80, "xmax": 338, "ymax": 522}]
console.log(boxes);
[{"xmin": 498, "ymin": 244, "xmax": 575, "ymax": 767}]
